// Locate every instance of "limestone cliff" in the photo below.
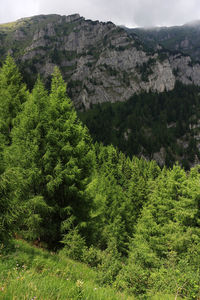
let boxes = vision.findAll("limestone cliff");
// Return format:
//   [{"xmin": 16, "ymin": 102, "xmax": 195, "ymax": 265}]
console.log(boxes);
[{"xmin": 0, "ymin": 14, "xmax": 200, "ymax": 108}]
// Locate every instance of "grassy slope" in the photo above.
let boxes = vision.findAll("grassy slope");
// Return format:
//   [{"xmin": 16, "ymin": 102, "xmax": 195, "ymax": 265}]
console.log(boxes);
[
  {"xmin": 0, "ymin": 240, "xmax": 180, "ymax": 300},
  {"xmin": 0, "ymin": 239, "xmax": 133, "ymax": 300}
]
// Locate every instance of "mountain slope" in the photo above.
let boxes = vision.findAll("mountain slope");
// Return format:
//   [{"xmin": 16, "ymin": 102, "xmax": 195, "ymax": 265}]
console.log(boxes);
[
  {"xmin": 127, "ymin": 21, "xmax": 200, "ymax": 62},
  {"xmin": 79, "ymin": 82, "xmax": 200, "ymax": 168},
  {"xmin": 0, "ymin": 239, "xmax": 134, "ymax": 300},
  {"xmin": 1, "ymin": 14, "xmax": 200, "ymax": 108}
]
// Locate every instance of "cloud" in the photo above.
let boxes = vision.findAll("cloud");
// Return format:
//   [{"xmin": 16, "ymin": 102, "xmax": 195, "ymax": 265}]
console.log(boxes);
[
  {"xmin": 0, "ymin": 0, "xmax": 39, "ymax": 23},
  {"xmin": 37, "ymin": 0, "xmax": 200, "ymax": 27},
  {"xmin": 0, "ymin": 0, "xmax": 200, "ymax": 27},
  {"xmin": 130, "ymin": 0, "xmax": 200, "ymax": 27}
]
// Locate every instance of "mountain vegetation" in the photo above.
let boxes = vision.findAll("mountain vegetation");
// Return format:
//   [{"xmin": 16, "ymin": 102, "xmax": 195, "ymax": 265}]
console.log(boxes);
[
  {"xmin": 1, "ymin": 56, "xmax": 200, "ymax": 299},
  {"xmin": 79, "ymin": 82, "xmax": 200, "ymax": 168},
  {"xmin": 1, "ymin": 13, "xmax": 200, "ymax": 108},
  {"xmin": 127, "ymin": 21, "xmax": 200, "ymax": 62},
  {"xmin": 1, "ymin": 14, "xmax": 200, "ymax": 167}
]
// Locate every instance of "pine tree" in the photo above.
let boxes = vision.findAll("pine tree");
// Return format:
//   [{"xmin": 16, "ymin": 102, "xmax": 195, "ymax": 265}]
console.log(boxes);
[
  {"xmin": 5, "ymin": 78, "xmax": 50, "ymax": 241},
  {"xmin": 7, "ymin": 69, "xmax": 95, "ymax": 247},
  {"xmin": 116, "ymin": 164, "xmax": 200, "ymax": 297},
  {"xmin": 0, "ymin": 56, "xmax": 28, "ymax": 243},
  {"xmin": 0, "ymin": 55, "xmax": 27, "ymax": 147},
  {"xmin": 43, "ymin": 67, "xmax": 95, "ymax": 245}
]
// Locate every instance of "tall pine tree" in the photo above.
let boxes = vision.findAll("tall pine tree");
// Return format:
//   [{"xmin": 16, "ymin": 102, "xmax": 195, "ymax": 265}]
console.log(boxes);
[
  {"xmin": 7, "ymin": 68, "xmax": 95, "ymax": 247},
  {"xmin": 0, "ymin": 56, "xmax": 28, "ymax": 243}
]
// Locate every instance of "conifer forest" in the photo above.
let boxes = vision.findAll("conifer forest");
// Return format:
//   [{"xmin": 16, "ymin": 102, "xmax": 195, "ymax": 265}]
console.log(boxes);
[{"xmin": 1, "ymin": 56, "xmax": 200, "ymax": 299}]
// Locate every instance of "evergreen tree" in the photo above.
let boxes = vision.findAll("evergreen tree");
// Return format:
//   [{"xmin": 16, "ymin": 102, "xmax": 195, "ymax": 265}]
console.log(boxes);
[
  {"xmin": 116, "ymin": 164, "xmax": 200, "ymax": 298},
  {"xmin": 0, "ymin": 56, "xmax": 28, "ymax": 243},
  {"xmin": 0, "ymin": 55, "xmax": 27, "ymax": 147},
  {"xmin": 7, "ymin": 69, "xmax": 95, "ymax": 247},
  {"xmin": 5, "ymin": 78, "xmax": 50, "ymax": 241},
  {"xmin": 43, "ymin": 67, "xmax": 95, "ymax": 245}
]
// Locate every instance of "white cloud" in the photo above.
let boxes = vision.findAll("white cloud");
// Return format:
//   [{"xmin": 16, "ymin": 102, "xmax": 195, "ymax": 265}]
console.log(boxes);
[
  {"xmin": 0, "ymin": 0, "xmax": 200, "ymax": 27},
  {"xmin": 0, "ymin": 0, "xmax": 39, "ymax": 23}
]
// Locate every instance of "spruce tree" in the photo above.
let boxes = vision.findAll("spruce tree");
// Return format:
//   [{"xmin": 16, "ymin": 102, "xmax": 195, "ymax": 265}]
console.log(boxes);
[
  {"xmin": 0, "ymin": 56, "xmax": 28, "ymax": 243},
  {"xmin": 7, "ymin": 68, "xmax": 95, "ymax": 247},
  {"xmin": 43, "ymin": 67, "xmax": 95, "ymax": 245},
  {"xmin": 0, "ymin": 55, "xmax": 27, "ymax": 147},
  {"xmin": 5, "ymin": 78, "xmax": 50, "ymax": 241},
  {"xmin": 116, "ymin": 164, "xmax": 200, "ymax": 298}
]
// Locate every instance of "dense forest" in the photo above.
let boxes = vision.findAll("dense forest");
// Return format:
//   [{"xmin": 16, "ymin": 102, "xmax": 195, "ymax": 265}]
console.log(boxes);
[
  {"xmin": 1, "ymin": 56, "xmax": 200, "ymax": 299},
  {"xmin": 79, "ymin": 83, "xmax": 200, "ymax": 169}
]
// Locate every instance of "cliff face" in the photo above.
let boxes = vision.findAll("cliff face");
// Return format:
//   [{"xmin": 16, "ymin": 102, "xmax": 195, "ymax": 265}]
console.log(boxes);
[
  {"xmin": 1, "ymin": 14, "xmax": 200, "ymax": 108},
  {"xmin": 128, "ymin": 21, "xmax": 200, "ymax": 62}
]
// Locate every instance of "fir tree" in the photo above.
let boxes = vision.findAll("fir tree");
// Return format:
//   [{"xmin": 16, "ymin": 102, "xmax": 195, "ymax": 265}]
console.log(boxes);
[
  {"xmin": 0, "ymin": 55, "xmax": 27, "ymax": 147},
  {"xmin": 7, "ymin": 69, "xmax": 95, "ymax": 246},
  {"xmin": 0, "ymin": 56, "xmax": 28, "ymax": 243}
]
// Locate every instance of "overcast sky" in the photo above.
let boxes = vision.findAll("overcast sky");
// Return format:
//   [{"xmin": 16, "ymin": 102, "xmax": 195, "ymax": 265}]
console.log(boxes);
[{"xmin": 1, "ymin": 0, "xmax": 200, "ymax": 28}]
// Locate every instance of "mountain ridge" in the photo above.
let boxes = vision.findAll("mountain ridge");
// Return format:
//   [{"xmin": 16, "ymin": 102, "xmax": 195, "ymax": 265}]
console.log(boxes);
[
  {"xmin": 0, "ymin": 13, "xmax": 200, "ymax": 109},
  {"xmin": 126, "ymin": 20, "xmax": 200, "ymax": 62},
  {"xmin": 1, "ymin": 14, "xmax": 200, "ymax": 167}
]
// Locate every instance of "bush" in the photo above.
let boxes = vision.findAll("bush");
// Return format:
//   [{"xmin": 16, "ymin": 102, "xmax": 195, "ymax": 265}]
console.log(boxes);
[
  {"xmin": 97, "ymin": 240, "xmax": 122, "ymax": 285},
  {"xmin": 82, "ymin": 246, "xmax": 101, "ymax": 267},
  {"xmin": 61, "ymin": 228, "xmax": 86, "ymax": 261}
]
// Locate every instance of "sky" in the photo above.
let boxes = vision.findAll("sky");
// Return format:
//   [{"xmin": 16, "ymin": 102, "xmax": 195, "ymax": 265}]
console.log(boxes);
[{"xmin": 1, "ymin": 0, "xmax": 200, "ymax": 28}]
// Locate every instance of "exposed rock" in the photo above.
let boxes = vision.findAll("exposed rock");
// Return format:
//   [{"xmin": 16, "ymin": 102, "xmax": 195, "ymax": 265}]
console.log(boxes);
[
  {"xmin": 124, "ymin": 129, "xmax": 132, "ymax": 141},
  {"xmin": 1, "ymin": 14, "xmax": 200, "ymax": 108},
  {"xmin": 170, "ymin": 55, "xmax": 200, "ymax": 85},
  {"xmin": 14, "ymin": 29, "xmax": 25, "ymax": 40},
  {"xmin": 153, "ymin": 147, "xmax": 166, "ymax": 167},
  {"xmin": 65, "ymin": 14, "xmax": 81, "ymax": 23}
]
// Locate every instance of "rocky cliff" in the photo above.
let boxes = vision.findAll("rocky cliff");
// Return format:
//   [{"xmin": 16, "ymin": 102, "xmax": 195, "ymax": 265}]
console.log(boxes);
[
  {"xmin": 128, "ymin": 21, "xmax": 200, "ymax": 62},
  {"xmin": 1, "ymin": 14, "xmax": 200, "ymax": 108}
]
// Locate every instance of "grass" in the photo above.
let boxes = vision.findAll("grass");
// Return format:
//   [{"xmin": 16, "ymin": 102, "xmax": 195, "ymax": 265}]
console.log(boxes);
[
  {"xmin": 0, "ymin": 239, "xmax": 134, "ymax": 300},
  {"xmin": 0, "ymin": 240, "xmax": 182, "ymax": 299}
]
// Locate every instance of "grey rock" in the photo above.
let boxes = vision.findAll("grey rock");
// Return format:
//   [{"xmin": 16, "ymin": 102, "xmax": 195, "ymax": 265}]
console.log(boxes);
[{"xmin": 1, "ymin": 14, "xmax": 200, "ymax": 108}]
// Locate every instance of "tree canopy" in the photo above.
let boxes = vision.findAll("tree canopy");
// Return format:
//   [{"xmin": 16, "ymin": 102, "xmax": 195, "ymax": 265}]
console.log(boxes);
[{"xmin": 1, "ymin": 56, "xmax": 200, "ymax": 299}]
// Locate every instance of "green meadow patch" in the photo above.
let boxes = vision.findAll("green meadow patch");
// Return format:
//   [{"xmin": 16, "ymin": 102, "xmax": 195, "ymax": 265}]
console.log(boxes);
[{"xmin": 0, "ymin": 240, "xmax": 133, "ymax": 300}]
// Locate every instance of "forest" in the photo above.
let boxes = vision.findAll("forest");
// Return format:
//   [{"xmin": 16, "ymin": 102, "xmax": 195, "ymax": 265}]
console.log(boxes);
[
  {"xmin": 79, "ymin": 82, "xmax": 200, "ymax": 169},
  {"xmin": 0, "ymin": 56, "xmax": 200, "ymax": 299}
]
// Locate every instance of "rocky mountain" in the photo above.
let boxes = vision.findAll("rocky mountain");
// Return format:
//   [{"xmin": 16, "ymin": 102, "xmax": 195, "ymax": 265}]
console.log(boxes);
[
  {"xmin": 1, "ymin": 14, "xmax": 200, "ymax": 109},
  {"xmin": 1, "ymin": 14, "xmax": 200, "ymax": 168},
  {"xmin": 127, "ymin": 21, "xmax": 200, "ymax": 62}
]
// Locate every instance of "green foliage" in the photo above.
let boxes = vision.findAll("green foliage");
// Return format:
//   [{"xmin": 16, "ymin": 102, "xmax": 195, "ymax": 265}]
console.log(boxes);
[
  {"xmin": 4, "ymin": 65, "xmax": 95, "ymax": 247},
  {"xmin": 116, "ymin": 164, "xmax": 200, "ymax": 298},
  {"xmin": 0, "ymin": 56, "xmax": 28, "ymax": 243},
  {"xmin": 79, "ymin": 82, "xmax": 200, "ymax": 168},
  {"xmin": 1, "ymin": 56, "xmax": 200, "ymax": 299},
  {"xmin": 0, "ymin": 168, "xmax": 23, "ymax": 243},
  {"xmin": 0, "ymin": 55, "xmax": 27, "ymax": 146},
  {"xmin": 0, "ymin": 239, "xmax": 133, "ymax": 300},
  {"xmin": 97, "ymin": 240, "xmax": 122, "ymax": 285},
  {"xmin": 61, "ymin": 227, "xmax": 86, "ymax": 260},
  {"xmin": 87, "ymin": 144, "xmax": 160, "ymax": 261},
  {"xmin": 82, "ymin": 245, "xmax": 101, "ymax": 267},
  {"xmin": 5, "ymin": 78, "xmax": 51, "ymax": 241}
]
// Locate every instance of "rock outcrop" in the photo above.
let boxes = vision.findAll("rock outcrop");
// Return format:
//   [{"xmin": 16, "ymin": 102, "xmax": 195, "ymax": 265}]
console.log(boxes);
[{"xmin": 1, "ymin": 14, "xmax": 200, "ymax": 108}]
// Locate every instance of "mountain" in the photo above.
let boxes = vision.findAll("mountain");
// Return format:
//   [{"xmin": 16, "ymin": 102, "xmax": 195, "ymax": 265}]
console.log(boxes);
[
  {"xmin": 1, "ymin": 14, "xmax": 200, "ymax": 167},
  {"xmin": 1, "ymin": 14, "xmax": 200, "ymax": 109},
  {"xmin": 126, "ymin": 21, "xmax": 200, "ymax": 62},
  {"xmin": 78, "ymin": 82, "xmax": 200, "ymax": 169}
]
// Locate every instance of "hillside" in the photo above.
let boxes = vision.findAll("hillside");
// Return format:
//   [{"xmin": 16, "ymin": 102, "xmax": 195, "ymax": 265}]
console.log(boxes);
[
  {"xmin": 79, "ymin": 82, "xmax": 200, "ymax": 169},
  {"xmin": 1, "ymin": 14, "xmax": 200, "ymax": 109},
  {"xmin": 0, "ymin": 239, "xmax": 134, "ymax": 300},
  {"xmin": 127, "ymin": 21, "xmax": 200, "ymax": 62},
  {"xmin": 1, "ymin": 56, "xmax": 200, "ymax": 299},
  {"xmin": 0, "ymin": 239, "xmax": 180, "ymax": 300},
  {"xmin": 1, "ymin": 14, "xmax": 200, "ymax": 166}
]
